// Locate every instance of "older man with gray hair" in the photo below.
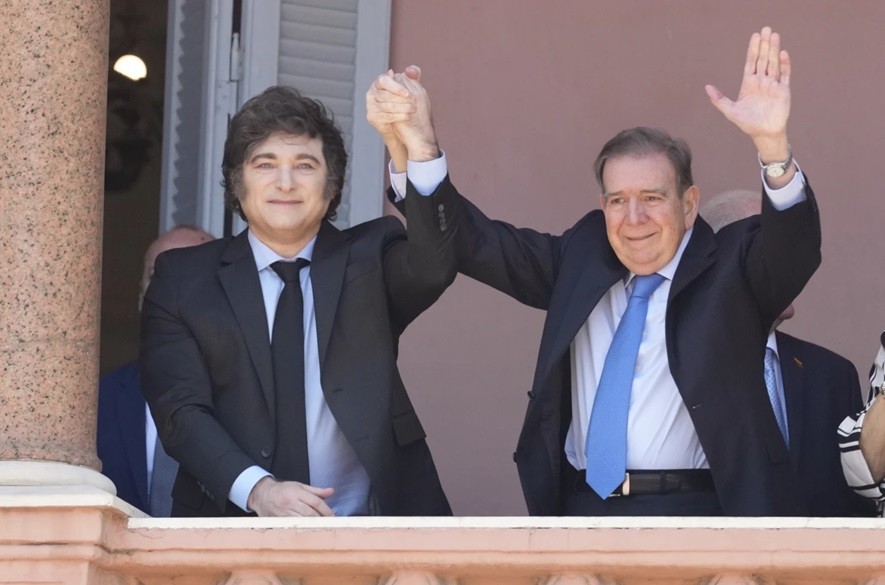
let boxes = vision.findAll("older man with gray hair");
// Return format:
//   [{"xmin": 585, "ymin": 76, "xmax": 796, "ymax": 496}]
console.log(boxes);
[
  {"xmin": 98, "ymin": 225, "xmax": 213, "ymax": 516},
  {"xmin": 701, "ymin": 190, "xmax": 873, "ymax": 516}
]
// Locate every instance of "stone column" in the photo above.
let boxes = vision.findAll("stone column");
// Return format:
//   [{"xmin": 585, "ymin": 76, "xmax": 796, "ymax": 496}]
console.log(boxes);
[{"xmin": 0, "ymin": 0, "xmax": 113, "ymax": 491}]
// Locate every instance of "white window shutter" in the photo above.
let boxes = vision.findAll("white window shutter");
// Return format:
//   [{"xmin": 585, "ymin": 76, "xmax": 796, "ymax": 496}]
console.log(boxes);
[
  {"xmin": 245, "ymin": 0, "xmax": 391, "ymax": 228},
  {"xmin": 161, "ymin": 0, "xmax": 239, "ymax": 237},
  {"xmin": 160, "ymin": 0, "xmax": 209, "ymax": 232}
]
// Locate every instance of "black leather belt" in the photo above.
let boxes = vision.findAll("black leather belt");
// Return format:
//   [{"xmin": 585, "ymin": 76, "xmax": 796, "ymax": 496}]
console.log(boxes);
[{"xmin": 574, "ymin": 469, "xmax": 714, "ymax": 496}]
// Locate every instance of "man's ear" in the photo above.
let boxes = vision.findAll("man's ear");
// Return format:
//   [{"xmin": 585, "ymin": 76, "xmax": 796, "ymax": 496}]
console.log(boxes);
[{"xmin": 683, "ymin": 185, "xmax": 700, "ymax": 228}]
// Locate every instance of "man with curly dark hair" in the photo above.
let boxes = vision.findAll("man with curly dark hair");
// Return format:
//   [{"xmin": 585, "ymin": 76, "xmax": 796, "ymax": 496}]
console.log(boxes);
[{"xmin": 141, "ymin": 85, "xmax": 457, "ymax": 517}]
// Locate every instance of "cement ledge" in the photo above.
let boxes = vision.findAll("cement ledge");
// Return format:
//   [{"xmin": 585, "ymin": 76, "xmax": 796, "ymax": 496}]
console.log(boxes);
[
  {"xmin": 0, "ymin": 485, "xmax": 146, "ymax": 517},
  {"xmin": 126, "ymin": 514, "xmax": 885, "ymax": 530},
  {"xmin": 0, "ymin": 461, "xmax": 116, "ymax": 495}
]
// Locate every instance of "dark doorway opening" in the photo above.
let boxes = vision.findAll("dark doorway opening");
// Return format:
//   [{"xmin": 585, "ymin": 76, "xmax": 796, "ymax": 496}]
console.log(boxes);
[{"xmin": 100, "ymin": 0, "xmax": 168, "ymax": 373}]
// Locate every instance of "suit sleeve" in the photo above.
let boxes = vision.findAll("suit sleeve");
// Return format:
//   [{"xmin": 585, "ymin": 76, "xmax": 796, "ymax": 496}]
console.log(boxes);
[
  {"xmin": 381, "ymin": 176, "xmax": 459, "ymax": 331},
  {"xmin": 388, "ymin": 179, "xmax": 565, "ymax": 311},
  {"xmin": 744, "ymin": 179, "xmax": 822, "ymax": 324},
  {"xmin": 140, "ymin": 252, "xmax": 257, "ymax": 512}
]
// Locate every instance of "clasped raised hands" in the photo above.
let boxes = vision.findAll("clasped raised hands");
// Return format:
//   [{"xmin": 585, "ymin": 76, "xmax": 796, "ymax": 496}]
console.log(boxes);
[{"xmin": 366, "ymin": 65, "xmax": 439, "ymax": 171}]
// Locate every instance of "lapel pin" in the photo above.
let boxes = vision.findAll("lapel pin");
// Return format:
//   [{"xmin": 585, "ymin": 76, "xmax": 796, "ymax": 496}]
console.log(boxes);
[{"xmin": 793, "ymin": 357, "xmax": 803, "ymax": 368}]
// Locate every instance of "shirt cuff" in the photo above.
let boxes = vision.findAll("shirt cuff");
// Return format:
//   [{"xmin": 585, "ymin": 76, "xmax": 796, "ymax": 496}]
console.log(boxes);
[
  {"xmin": 389, "ymin": 150, "xmax": 448, "ymax": 200},
  {"xmin": 229, "ymin": 465, "xmax": 272, "ymax": 512},
  {"xmin": 762, "ymin": 162, "xmax": 806, "ymax": 211}
]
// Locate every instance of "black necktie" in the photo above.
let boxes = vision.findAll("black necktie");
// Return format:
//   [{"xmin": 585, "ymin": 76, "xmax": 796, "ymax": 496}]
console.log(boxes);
[{"xmin": 270, "ymin": 259, "xmax": 311, "ymax": 484}]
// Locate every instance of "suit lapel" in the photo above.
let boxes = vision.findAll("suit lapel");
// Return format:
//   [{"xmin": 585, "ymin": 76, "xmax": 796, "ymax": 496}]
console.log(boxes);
[
  {"xmin": 542, "ymin": 222, "xmax": 626, "ymax": 383},
  {"xmin": 538, "ymin": 217, "xmax": 716, "ymax": 397},
  {"xmin": 218, "ymin": 232, "xmax": 276, "ymax": 413},
  {"xmin": 116, "ymin": 363, "xmax": 149, "ymax": 507},
  {"xmin": 548, "ymin": 264, "xmax": 624, "ymax": 376},
  {"xmin": 309, "ymin": 221, "xmax": 351, "ymax": 368},
  {"xmin": 661, "ymin": 221, "xmax": 716, "ymax": 411},
  {"xmin": 776, "ymin": 331, "xmax": 804, "ymax": 467},
  {"xmin": 668, "ymin": 218, "xmax": 717, "ymax": 302},
  {"xmin": 548, "ymin": 218, "xmax": 717, "ymax": 378}
]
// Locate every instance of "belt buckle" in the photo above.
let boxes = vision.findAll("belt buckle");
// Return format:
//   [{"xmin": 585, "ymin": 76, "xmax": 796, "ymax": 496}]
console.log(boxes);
[{"xmin": 610, "ymin": 472, "xmax": 630, "ymax": 497}]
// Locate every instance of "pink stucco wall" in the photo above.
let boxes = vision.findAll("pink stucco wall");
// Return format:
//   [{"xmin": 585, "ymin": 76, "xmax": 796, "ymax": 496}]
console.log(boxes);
[{"xmin": 387, "ymin": 1, "xmax": 885, "ymax": 514}]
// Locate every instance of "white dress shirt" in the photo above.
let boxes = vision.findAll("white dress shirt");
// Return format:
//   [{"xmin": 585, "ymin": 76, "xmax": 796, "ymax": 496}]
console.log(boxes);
[
  {"xmin": 145, "ymin": 405, "xmax": 158, "ymax": 490},
  {"xmin": 228, "ymin": 232, "xmax": 371, "ymax": 515},
  {"xmin": 392, "ymin": 154, "xmax": 806, "ymax": 471},
  {"xmin": 564, "ymin": 230, "xmax": 710, "ymax": 470}
]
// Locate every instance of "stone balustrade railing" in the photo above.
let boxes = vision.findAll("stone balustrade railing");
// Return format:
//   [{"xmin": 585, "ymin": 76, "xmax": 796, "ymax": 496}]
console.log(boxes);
[{"xmin": 2, "ymin": 486, "xmax": 884, "ymax": 585}]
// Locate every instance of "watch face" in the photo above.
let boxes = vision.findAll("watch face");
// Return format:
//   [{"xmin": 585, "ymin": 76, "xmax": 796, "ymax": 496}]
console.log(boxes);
[{"xmin": 765, "ymin": 164, "xmax": 786, "ymax": 178}]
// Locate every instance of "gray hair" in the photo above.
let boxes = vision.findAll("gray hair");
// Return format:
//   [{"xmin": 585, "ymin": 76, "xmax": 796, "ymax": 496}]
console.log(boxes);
[
  {"xmin": 594, "ymin": 127, "xmax": 694, "ymax": 196},
  {"xmin": 700, "ymin": 189, "xmax": 761, "ymax": 233}
]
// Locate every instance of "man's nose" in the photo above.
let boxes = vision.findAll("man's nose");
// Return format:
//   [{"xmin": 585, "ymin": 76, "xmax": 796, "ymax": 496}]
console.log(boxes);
[
  {"xmin": 276, "ymin": 168, "xmax": 293, "ymax": 191},
  {"xmin": 625, "ymin": 199, "xmax": 647, "ymax": 223}
]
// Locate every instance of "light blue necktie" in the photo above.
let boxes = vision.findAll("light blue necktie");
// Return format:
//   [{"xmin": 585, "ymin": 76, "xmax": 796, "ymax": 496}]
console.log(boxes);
[
  {"xmin": 585, "ymin": 273, "xmax": 665, "ymax": 498},
  {"xmin": 764, "ymin": 347, "xmax": 789, "ymax": 446}
]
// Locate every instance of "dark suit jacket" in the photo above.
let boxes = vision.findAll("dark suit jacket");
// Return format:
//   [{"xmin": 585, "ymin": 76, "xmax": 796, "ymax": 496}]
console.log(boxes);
[
  {"xmin": 140, "ymin": 179, "xmax": 458, "ymax": 516},
  {"xmin": 775, "ymin": 331, "xmax": 876, "ymax": 516},
  {"xmin": 443, "ymin": 181, "xmax": 821, "ymax": 516},
  {"xmin": 97, "ymin": 361, "xmax": 149, "ymax": 513}
]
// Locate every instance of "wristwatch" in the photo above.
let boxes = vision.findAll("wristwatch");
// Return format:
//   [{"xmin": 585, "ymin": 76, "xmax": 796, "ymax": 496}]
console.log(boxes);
[{"xmin": 758, "ymin": 146, "xmax": 793, "ymax": 179}]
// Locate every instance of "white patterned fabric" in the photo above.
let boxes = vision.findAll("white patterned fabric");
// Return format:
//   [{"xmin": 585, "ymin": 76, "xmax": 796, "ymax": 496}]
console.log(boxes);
[{"xmin": 838, "ymin": 332, "xmax": 885, "ymax": 516}]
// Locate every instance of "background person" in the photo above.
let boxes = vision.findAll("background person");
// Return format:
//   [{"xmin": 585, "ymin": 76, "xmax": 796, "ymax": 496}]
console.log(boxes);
[
  {"xmin": 702, "ymin": 190, "xmax": 873, "ymax": 516},
  {"xmin": 97, "ymin": 225, "xmax": 213, "ymax": 516},
  {"xmin": 839, "ymin": 333, "xmax": 885, "ymax": 516}
]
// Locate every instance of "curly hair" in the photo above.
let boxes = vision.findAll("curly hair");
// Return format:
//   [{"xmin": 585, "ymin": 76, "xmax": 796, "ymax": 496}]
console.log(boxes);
[{"xmin": 221, "ymin": 86, "xmax": 347, "ymax": 222}]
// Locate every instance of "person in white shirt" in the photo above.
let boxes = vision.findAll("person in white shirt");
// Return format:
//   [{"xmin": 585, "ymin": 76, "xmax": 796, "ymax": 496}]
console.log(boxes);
[
  {"xmin": 98, "ymin": 225, "xmax": 212, "ymax": 516},
  {"xmin": 369, "ymin": 27, "xmax": 821, "ymax": 515},
  {"xmin": 839, "ymin": 333, "xmax": 885, "ymax": 516}
]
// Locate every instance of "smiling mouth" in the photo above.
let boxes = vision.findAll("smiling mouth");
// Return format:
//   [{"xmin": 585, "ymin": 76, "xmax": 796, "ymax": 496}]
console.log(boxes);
[{"xmin": 626, "ymin": 234, "xmax": 655, "ymax": 242}]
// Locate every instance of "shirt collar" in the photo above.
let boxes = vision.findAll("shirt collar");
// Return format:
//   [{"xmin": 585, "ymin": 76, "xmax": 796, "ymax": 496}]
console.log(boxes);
[
  {"xmin": 766, "ymin": 330, "xmax": 779, "ymax": 355},
  {"xmin": 624, "ymin": 226, "xmax": 694, "ymax": 287},
  {"xmin": 247, "ymin": 230, "xmax": 316, "ymax": 272}
]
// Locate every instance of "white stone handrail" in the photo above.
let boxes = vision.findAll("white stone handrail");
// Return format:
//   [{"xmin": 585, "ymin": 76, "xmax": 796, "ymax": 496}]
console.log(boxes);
[{"xmin": 2, "ymin": 487, "xmax": 885, "ymax": 584}]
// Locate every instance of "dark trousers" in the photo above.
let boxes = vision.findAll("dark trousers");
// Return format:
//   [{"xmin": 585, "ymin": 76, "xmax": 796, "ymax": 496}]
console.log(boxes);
[{"xmin": 562, "ymin": 464, "xmax": 724, "ymax": 517}]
